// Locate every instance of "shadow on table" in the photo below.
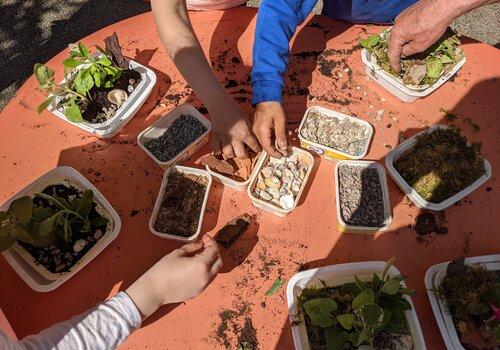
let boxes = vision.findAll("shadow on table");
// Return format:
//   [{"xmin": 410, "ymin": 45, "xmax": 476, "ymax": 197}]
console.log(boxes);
[{"xmin": 272, "ymin": 76, "xmax": 500, "ymax": 349}]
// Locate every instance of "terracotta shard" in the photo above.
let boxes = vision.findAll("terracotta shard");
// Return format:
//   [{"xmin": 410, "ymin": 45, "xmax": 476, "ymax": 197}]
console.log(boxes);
[
  {"xmin": 104, "ymin": 32, "xmax": 128, "ymax": 69},
  {"xmin": 214, "ymin": 214, "xmax": 251, "ymax": 248},
  {"xmin": 200, "ymin": 154, "xmax": 235, "ymax": 176}
]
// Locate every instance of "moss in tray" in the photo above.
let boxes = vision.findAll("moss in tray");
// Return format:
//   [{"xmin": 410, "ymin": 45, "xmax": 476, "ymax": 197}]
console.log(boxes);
[
  {"xmin": 394, "ymin": 127, "xmax": 485, "ymax": 204},
  {"xmin": 297, "ymin": 259, "xmax": 416, "ymax": 350},
  {"xmin": 437, "ymin": 258, "xmax": 499, "ymax": 349}
]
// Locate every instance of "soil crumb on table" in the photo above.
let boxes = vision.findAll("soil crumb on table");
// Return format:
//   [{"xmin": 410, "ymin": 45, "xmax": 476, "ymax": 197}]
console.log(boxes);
[
  {"xmin": 154, "ymin": 172, "xmax": 208, "ymax": 237},
  {"xmin": 145, "ymin": 114, "xmax": 207, "ymax": 162},
  {"xmin": 338, "ymin": 164, "xmax": 385, "ymax": 227}
]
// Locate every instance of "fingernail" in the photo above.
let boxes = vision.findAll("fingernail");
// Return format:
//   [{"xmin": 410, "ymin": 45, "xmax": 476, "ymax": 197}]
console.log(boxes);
[{"xmin": 278, "ymin": 140, "xmax": 287, "ymax": 148}]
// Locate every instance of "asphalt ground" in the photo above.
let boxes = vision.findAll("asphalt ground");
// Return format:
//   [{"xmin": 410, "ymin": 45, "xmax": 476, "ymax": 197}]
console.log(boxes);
[{"xmin": 0, "ymin": 0, "xmax": 498, "ymax": 111}]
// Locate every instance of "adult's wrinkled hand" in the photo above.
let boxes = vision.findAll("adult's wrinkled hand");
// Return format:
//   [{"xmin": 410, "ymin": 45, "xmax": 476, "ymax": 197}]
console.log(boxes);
[
  {"xmin": 388, "ymin": 0, "xmax": 454, "ymax": 73},
  {"xmin": 252, "ymin": 101, "xmax": 288, "ymax": 158},
  {"xmin": 211, "ymin": 99, "xmax": 261, "ymax": 159}
]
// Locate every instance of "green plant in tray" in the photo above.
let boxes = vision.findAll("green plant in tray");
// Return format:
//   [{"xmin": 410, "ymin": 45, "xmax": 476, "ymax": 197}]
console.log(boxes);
[
  {"xmin": 297, "ymin": 258, "xmax": 416, "ymax": 349},
  {"xmin": 360, "ymin": 28, "xmax": 463, "ymax": 87},
  {"xmin": 34, "ymin": 42, "xmax": 123, "ymax": 123}
]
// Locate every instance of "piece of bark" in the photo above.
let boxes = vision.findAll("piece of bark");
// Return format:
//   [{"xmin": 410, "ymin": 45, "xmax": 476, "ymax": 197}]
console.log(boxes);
[
  {"xmin": 200, "ymin": 154, "xmax": 235, "ymax": 176},
  {"xmin": 104, "ymin": 32, "xmax": 128, "ymax": 69},
  {"xmin": 215, "ymin": 214, "xmax": 251, "ymax": 249}
]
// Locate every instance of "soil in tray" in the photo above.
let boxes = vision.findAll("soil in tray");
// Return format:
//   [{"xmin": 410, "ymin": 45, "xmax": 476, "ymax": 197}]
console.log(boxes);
[
  {"xmin": 145, "ymin": 114, "xmax": 207, "ymax": 163},
  {"xmin": 338, "ymin": 164, "xmax": 385, "ymax": 227},
  {"xmin": 154, "ymin": 172, "xmax": 209, "ymax": 237},
  {"xmin": 19, "ymin": 184, "xmax": 109, "ymax": 274},
  {"xmin": 82, "ymin": 69, "xmax": 141, "ymax": 124},
  {"xmin": 394, "ymin": 127, "xmax": 485, "ymax": 204},
  {"xmin": 437, "ymin": 258, "xmax": 500, "ymax": 350}
]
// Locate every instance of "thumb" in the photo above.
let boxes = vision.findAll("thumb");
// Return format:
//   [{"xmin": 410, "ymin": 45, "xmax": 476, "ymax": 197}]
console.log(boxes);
[{"xmin": 175, "ymin": 241, "xmax": 204, "ymax": 256}]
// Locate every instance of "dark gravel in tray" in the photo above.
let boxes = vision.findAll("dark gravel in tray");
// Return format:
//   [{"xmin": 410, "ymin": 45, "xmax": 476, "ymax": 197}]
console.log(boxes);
[
  {"xmin": 145, "ymin": 114, "xmax": 207, "ymax": 162},
  {"xmin": 338, "ymin": 164, "xmax": 386, "ymax": 227}
]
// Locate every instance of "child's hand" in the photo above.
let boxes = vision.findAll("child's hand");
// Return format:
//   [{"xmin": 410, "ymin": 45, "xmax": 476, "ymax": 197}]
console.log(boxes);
[{"xmin": 126, "ymin": 235, "xmax": 222, "ymax": 319}]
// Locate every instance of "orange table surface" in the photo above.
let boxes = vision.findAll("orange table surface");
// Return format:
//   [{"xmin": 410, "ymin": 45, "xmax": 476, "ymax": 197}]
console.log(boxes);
[{"xmin": 0, "ymin": 7, "xmax": 499, "ymax": 350}]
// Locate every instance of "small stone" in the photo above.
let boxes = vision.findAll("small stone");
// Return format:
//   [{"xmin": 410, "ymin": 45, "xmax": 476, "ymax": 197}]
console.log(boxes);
[
  {"xmin": 279, "ymin": 194, "xmax": 295, "ymax": 210},
  {"xmin": 267, "ymin": 187, "xmax": 280, "ymax": 199},
  {"xmin": 73, "ymin": 239, "xmax": 87, "ymax": 253},
  {"xmin": 94, "ymin": 229, "xmax": 103, "ymax": 240},
  {"xmin": 261, "ymin": 166, "xmax": 274, "ymax": 178},
  {"xmin": 55, "ymin": 264, "xmax": 65, "ymax": 272},
  {"xmin": 256, "ymin": 181, "xmax": 267, "ymax": 191},
  {"xmin": 265, "ymin": 176, "xmax": 281, "ymax": 189},
  {"xmin": 51, "ymin": 249, "xmax": 60, "ymax": 255},
  {"xmin": 127, "ymin": 85, "xmax": 134, "ymax": 93},
  {"xmin": 128, "ymin": 78, "xmax": 136, "ymax": 85},
  {"xmin": 259, "ymin": 191, "xmax": 272, "ymax": 201}
]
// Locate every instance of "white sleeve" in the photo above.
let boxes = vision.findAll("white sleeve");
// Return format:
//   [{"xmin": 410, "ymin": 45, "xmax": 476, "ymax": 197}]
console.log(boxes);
[{"xmin": 0, "ymin": 292, "xmax": 142, "ymax": 350}]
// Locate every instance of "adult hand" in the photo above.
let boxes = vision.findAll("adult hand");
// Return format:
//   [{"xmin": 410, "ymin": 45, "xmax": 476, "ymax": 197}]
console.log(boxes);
[
  {"xmin": 388, "ymin": 0, "xmax": 454, "ymax": 73},
  {"xmin": 211, "ymin": 99, "xmax": 261, "ymax": 159},
  {"xmin": 252, "ymin": 101, "xmax": 288, "ymax": 158},
  {"xmin": 126, "ymin": 235, "xmax": 222, "ymax": 319}
]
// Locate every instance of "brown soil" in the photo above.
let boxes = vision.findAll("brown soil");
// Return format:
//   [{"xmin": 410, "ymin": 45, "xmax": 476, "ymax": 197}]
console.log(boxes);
[{"xmin": 153, "ymin": 172, "xmax": 208, "ymax": 237}]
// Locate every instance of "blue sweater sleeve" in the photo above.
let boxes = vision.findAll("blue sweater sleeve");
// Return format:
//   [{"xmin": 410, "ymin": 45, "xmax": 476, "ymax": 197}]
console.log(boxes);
[{"xmin": 251, "ymin": 0, "xmax": 317, "ymax": 105}]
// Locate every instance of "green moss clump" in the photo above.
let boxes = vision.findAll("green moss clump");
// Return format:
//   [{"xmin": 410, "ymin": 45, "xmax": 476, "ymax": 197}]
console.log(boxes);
[{"xmin": 394, "ymin": 127, "xmax": 485, "ymax": 204}]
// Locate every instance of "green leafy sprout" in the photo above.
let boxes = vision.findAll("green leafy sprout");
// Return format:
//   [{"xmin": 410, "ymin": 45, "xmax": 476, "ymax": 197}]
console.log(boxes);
[
  {"xmin": 0, "ymin": 188, "xmax": 108, "ymax": 252},
  {"xmin": 297, "ymin": 258, "xmax": 416, "ymax": 349},
  {"xmin": 34, "ymin": 42, "xmax": 123, "ymax": 123},
  {"xmin": 360, "ymin": 28, "xmax": 463, "ymax": 87}
]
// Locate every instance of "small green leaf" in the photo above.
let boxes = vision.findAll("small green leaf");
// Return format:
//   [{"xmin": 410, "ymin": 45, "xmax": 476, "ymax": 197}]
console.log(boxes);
[
  {"xmin": 104, "ymin": 80, "xmax": 114, "ymax": 88},
  {"xmin": 440, "ymin": 55, "xmax": 454, "ymax": 64},
  {"xmin": 303, "ymin": 298, "xmax": 337, "ymax": 328},
  {"xmin": 381, "ymin": 258, "xmax": 395, "ymax": 281},
  {"xmin": 64, "ymin": 101, "xmax": 83, "ymax": 123},
  {"xmin": 265, "ymin": 276, "xmax": 285, "ymax": 296},
  {"xmin": 0, "ymin": 235, "xmax": 15, "ymax": 252},
  {"xmin": 354, "ymin": 275, "xmax": 368, "ymax": 291},
  {"xmin": 336, "ymin": 314, "xmax": 354, "ymax": 330},
  {"xmin": 39, "ymin": 214, "xmax": 59, "ymax": 236},
  {"xmin": 63, "ymin": 58, "xmax": 80, "ymax": 68},
  {"xmin": 9, "ymin": 196, "xmax": 33, "ymax": 224},
  {"xmin": 74, "ymin": 69, "xmax": 94, "ymax": 96},
  {"xmin": 34, "ymin": 63, "xmax": 54, "ymax": 85},
  {"xmin": 380, "ymin": 279, "xmax": 401, "ymax": 295},
  {"xmin": 360, "ymin": 34, "xmax": 380, "ymax": 50},
  {"xmin": 352, "ymin": 289, "xmax": 374, "ymax": 310},
  {"xmin": 359, "ymin": 304, "xmax": 384, "ymax": 327},
  {"xmin": 13, "ymin": 224, "xmax": 34, "ymax": 244},
  {"xmin": 400, "ymin": 287, "xmax": 416, "ymax": 296},
  {"xmin": 426, "ymin": 57, "xmax": 443, "ymax": 79},
  {"xmin": 96, "ymin": 56, "xmax": 112, "ymax": 67},
  {"xmin": 93, "ymin": 72, "xmax": 101, "ymax": 87},
  {"xmin": 324, "ymin": 328, "xmax": 348, "ymax": 350},
  {"xmin": 37, "ymin": 95, "xmax": 55, "ymax": 114},
  {"xmin": 78, "ymin": 42, "xmax": 90, "ymax": 58}
]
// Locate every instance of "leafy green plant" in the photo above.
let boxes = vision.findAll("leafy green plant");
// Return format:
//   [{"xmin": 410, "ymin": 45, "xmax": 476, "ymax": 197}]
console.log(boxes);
[
  {"xmin": 34, "ymin": 42, "xmax": 123, "ymax": 122},
  {"xmin": 0, "ymin": 188, "xmax": 108, "ymax": 252},
  {"xmin": 298, "ymin": 258, "xmax": 415, "ymax": 349},
  {"xmin": 360, "ymin": 28, "xmax": 463, "ymax": 86}
]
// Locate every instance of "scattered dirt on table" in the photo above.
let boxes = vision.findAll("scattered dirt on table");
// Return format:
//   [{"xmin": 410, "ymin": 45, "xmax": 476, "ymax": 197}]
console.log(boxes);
[
  {"xmin": 237, "ymin": 318, "xmax": 259, "ymax": 350},
  {"xmin": 414, "ymin": 212, "xmax": 449, "ymax": 239},
  {"xmin": 214, "ymin": 301, "xmax": 256, "ymax": 349}
]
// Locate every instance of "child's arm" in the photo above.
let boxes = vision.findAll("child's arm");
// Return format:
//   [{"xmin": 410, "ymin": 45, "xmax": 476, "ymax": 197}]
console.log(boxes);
[{"xmin": 150, "ymin": 0, "xmax": 260, "ymax": 158}]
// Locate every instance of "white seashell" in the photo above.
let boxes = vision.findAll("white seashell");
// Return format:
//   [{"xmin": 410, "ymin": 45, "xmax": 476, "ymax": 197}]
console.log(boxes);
[
  {"xmin": 127, "ymin": 85, "xmax": 134, "ymax": 93},
  {"xmin": 265, "ymin": 176, "xmax": 281, "ymax": 189},
  {"xmin": 282, "ymin": 168, "xmax": 294, "ymax": 181},
  {"xmin": 299, "ymin": 168, "xmax": 306, "ymax": 180},
  {"xmin": 107, "ymin": 89, "xmax": 127, "ymax": 106},
  {"xmin": 279, "ymin": 187, "xmax": 288, "ymax": 197},
  {"xmin": 73, "ymin": 239, "xmax": 87, "ymax": 253},
  {"xmin": 271, "ymin": 198, "xmax": 280, "ymax": 206},
  {"xmin": 287, "ymin": 154, "xmax": 298, "ymax": 164},
  {"xmin": 259, "ymin": 191, "xmax": 273, "ymax": 201},
  {"xmin": 287, "ymin": 162, "xmax": 298, "ymax": 171},
  {"xmin": 267, "ymin": 187, "xmax": 280, "ymax": 199},
  {"xmin": 261, "ymin": 166, "xmax": 274, "ymax": 178},
  {"xmin": 274, "ymin": 168, "xmax": 282, "ymax": 177},
  {"xmin": 279, "ymin": 194, "xmax": 295, "ymax": 210}
]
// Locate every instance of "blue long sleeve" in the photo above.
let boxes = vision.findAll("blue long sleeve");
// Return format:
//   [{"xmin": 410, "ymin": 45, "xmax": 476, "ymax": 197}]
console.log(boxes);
[{"xmin": 251, "ymin": 0, "xmax": 317, "ymax": 105}]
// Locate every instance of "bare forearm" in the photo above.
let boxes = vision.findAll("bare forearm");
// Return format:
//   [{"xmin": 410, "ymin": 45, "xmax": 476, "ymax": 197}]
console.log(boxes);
[
  {"xmin": 150, "ymin": 0, "xmax": 229, "ymax": 110},
  {"xmin": 443, "ymin": 0, "xmax": 499, "ymax": 19}
]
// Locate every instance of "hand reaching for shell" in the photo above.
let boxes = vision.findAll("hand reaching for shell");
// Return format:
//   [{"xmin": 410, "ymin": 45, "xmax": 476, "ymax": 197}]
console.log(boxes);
[{"xmin": 252, "ymin": 101, "xmax": 289, "ymax": 158}]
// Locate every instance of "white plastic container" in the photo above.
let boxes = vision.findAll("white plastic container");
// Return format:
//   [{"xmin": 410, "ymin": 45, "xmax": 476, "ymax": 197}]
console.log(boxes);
[
  {"xmin": 138, "ymin": 104, "xmax": 211, "ymax": 169},
  {"xmin": 335, "ymin": 160, "xmax": 392, "ymax": 233},
  {"xmin": 149, "ymin": 165, "xmax": 212, "ymax": 242},
  {"xmin": 298, "ymin": 106, "xmax": 373, "ymax": 160},
  {"xmin": 385, "ymin": 125, "xmax": 492, "ymax": 211},
  {"xmin": 425, "ymin": 254, "xmax": 500, "ymax": 350},
  {"xmin": 287, "ymin": 261, "xmax": 427, "ymax": 350},
  {"xmin": 247, "ymin": 148, "xmax": 314, "ymax": 217},
  {"xmin": 48, "ymin": 59, "xmax": 157, "ymax": 138},
  {"xmin": 360, "ymin": 33, "xmax": 466, "ymax": 103},
  {"xmin": 0, "ymin": 166, "xmax": 121, "ymax": 292}
]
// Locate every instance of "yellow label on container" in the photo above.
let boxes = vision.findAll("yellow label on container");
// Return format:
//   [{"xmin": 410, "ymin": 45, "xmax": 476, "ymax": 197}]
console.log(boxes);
[{"xmin": 300, "ymin": 140, "xmax": 353, "ymax": 161}]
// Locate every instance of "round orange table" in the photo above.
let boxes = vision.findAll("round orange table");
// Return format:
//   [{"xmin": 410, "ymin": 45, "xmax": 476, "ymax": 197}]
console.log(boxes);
[{"xmin": 0, "ymin": 6, "xmax": 499, "ymax": 349}]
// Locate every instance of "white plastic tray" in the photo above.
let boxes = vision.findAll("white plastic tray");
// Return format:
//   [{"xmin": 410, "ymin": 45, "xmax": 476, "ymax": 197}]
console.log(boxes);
[
  {"xmin": 287, "ymin": 261, "xmax": 426, "ymax": 350},
  {"xmin": 425, "ymin": 254, "xmax": 500, "ymax": 350},
  {"xmin": 298, "ymin": 106, "xmax": 373, "ymax": 160},
  {"xmin": 138, "ymin": 104, "xmax": 211, "ymax": 169},
  {"xmin": 48, "ymin": 59, "xmax": 156, "ymax": 138},
  {"xmin": 360, "ymin": 32, "xmax": 466, "ymax": 103},
  {"xmin": 149, "ymin": 165, "xmax": 212, "ymax": 242},
  {"xmin": 0, "ymin": 166, "xmax": 121, "ymax": 292},
  {"xmin": 335, "ymin": 160, "xmax": 392, "ymax": 233},
  {"xmin": 247, "ymin": 148, "xmax": 315, "ymax": 217},
  {"xmin": 385, "ymin": 125, "xmax": 492, "ymax": 211}
]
